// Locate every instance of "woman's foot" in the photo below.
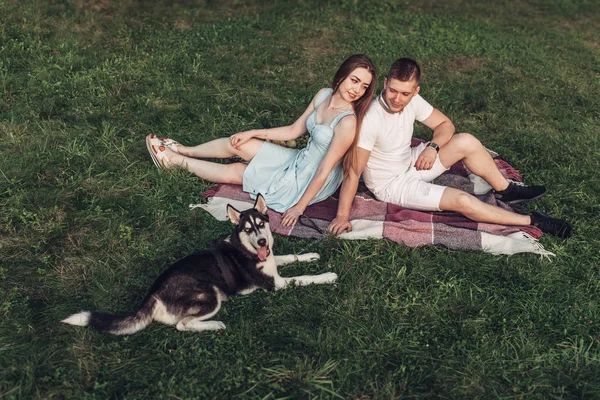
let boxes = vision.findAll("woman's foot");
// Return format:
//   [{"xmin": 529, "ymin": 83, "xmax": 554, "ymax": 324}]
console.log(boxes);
[
  {"xmin": 159, "ymin": 137, "xmax": 180, "ymax": 153},
  {"xmin": 146, "ymin": 134, "xmax": 176, "ymax": 169}
]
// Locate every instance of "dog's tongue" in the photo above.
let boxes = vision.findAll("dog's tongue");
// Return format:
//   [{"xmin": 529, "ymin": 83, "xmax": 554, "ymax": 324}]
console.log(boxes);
[{"xmin": 257, "ymin": 247, "xmax": 268, "ymax": 261}]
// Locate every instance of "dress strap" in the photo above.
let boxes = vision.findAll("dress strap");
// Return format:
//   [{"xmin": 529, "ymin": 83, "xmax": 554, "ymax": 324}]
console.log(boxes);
[
  {"xmin": 314, "ymin": 88, "xmax": 333, "ymax": 109},
  {"xmin": 329, "ymin": 110, "xmax": 355, "ymax": 129}
]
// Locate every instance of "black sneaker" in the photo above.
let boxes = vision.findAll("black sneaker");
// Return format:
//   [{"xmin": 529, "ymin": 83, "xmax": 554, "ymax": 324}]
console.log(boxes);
[
  {"xmin": 530, "ymin": 211, "xmax": 575, "ymax": 238},
  {"xmin": 494, "ymin": 181, "xmax": 546, "ymax": 204}
]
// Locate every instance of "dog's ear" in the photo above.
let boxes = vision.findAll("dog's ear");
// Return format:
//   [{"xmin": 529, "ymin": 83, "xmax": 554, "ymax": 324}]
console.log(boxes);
[
  {"xmin": 253, "ymin": 194, "xmax": 268, "ymax": 215},
  {"xmin": 227, "ymin": 204, "xmax": 241, "ymax": 225}
]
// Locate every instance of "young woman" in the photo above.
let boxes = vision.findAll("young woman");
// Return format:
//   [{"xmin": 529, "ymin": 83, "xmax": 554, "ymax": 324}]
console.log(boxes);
[{"xmin": 146, "ymin": 54, "xmax": 376, "ymax": 227}]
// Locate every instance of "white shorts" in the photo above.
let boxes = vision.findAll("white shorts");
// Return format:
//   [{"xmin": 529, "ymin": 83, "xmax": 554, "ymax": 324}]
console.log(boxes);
[{"xmin": 376, "ymin": 143, "xmax": 449, "ymax": 211}]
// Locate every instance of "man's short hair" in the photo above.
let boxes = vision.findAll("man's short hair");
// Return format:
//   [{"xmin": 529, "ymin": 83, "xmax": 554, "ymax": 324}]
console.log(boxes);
[{"xmin": 388, "ymin": 58, "xmax": 421, "ymax": 84}]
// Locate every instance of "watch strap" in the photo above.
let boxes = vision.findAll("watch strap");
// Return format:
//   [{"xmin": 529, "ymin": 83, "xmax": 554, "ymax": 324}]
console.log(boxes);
[{"xmin": 427, "ymin": 141, "xmax": 440, "ymax": 152}]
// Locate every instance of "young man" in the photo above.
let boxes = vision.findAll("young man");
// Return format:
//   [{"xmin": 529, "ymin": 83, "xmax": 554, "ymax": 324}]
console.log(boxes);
[{"xmin": 328, "ymin": 58, "xmax": 574, "ymax": 238}]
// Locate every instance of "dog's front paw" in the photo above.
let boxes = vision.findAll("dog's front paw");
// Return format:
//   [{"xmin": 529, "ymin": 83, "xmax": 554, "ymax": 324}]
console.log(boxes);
[
  {"xmin": 297, "ymin": 253, "xmax": 320, "ymax": 262},
  {"xmin": 316, "ymin": 272, "xmax": 337, "ymax": 284},
  {"xmin": 206, "ymin": 321, "xmax": 226, "ymax": 331}
]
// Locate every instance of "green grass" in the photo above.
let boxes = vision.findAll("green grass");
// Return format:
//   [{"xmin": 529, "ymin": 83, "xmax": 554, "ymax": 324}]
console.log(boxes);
[{"xmin": 2, "ymin": 0, "xmax": 600, "ymax": 398}]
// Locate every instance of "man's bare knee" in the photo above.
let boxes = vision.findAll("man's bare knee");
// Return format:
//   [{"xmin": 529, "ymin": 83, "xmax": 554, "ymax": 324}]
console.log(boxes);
[
  {"xmin": 453, "ymin": 133, "xmax": 482, "ymax": 151},
  {"xmin": 444, "ymin": 191, "xmax": 476, "ymax": 213}
]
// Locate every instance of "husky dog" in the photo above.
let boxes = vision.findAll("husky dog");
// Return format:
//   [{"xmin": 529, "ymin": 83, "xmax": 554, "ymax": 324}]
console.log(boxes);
[{"xmin": 61, "ymin": 194, "xmax": 337, "ymax": 335}]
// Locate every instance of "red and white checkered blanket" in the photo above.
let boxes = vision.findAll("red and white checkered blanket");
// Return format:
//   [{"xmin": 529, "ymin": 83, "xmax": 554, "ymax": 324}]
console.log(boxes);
[{"xmin": 191, "ymin": 141, "xmax": 552, "ymax": 256}]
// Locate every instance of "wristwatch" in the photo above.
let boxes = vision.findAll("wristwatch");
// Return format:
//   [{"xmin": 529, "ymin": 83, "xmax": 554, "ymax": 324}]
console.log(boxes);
[{"xmin": 427, "ymin": 141, "xmax": 440, "ymax": 152}]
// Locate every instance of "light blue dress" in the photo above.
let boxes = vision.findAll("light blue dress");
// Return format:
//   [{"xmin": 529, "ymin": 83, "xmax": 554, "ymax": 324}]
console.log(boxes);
[{"xmin": 243, "ymin": 89, "xmax": 355, "ymax": 212}]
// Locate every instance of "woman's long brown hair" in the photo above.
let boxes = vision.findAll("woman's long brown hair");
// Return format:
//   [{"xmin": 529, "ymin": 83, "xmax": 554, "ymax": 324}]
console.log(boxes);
[{"xmin": 331, "ymin": 54, "xmax": 376, "ymax": 176}]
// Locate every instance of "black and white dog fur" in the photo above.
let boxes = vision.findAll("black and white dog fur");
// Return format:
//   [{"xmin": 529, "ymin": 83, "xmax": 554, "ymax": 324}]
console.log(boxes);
[{"xmin": 61, "ymin": 194, "xmax": 337, "ymax": 334}]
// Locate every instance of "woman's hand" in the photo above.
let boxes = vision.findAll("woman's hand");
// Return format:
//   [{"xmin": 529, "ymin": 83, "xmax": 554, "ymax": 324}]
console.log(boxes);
[
  {"xmin": 281, "ymin": 204, "xmax": 305, "ymax": 227},
  {"xmin": 229, "ymin": 130, "xmax": 257, "ymax": 150}
]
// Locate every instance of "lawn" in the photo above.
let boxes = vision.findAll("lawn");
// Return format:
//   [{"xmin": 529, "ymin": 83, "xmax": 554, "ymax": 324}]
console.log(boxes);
[{"xmin": 1, "ymin": 0, "xmax": 599, "ymax": 398}]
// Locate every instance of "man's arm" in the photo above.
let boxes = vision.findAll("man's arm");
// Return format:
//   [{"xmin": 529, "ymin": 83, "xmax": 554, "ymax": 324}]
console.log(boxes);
[
  {"xmin": 422, "ymin": 108, "xmax": 455, "ymax": 146},
  {"xmin": 328, "ymin": 147, "xmax": 371, "ymax": 236},
  {"xmin": 414, "ymin": 108, "xmax": 455, "ymax": 170}
]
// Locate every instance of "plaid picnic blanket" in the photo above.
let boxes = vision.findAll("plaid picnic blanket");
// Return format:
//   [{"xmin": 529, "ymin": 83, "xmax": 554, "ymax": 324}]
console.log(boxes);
[{"xmin": 191, "ymin": 140, "xmax": 553, "ymax": 256}]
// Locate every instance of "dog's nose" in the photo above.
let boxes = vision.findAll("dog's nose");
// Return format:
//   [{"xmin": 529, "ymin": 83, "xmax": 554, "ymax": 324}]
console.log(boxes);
[{"xmin": 257, "ymin": 238, "xmax": 267, "ymax": 247}]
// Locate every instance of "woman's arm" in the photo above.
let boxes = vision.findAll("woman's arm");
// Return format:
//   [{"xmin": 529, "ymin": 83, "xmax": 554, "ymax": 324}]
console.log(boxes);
[
  {"xmin": 230, "ymin": 88, "xmax": 329, "ymax": 148},
  {"xmin": 327, "ymin": 146, "xmax": 371, "ymax": 235},
  {"xmin": 281, "ymin": 115, "xmax": 357, "ymax": 227}
]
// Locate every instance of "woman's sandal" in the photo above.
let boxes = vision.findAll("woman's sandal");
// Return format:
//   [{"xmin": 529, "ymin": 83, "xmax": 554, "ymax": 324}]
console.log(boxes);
[
  {"xmin": 159, "ymin": 137, "xmax": 180, "ymax": 153},
  {"xmin": 146, "ymin": 134, "xmax": 171, "ymax": 169}
]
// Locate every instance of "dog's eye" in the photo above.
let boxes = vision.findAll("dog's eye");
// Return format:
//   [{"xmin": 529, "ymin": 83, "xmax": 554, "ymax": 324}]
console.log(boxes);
[
  {"xmin": 257, "ymin": 221, "xmax": 264, "ymax": 227},
  {"xmin": 244, "ymin": 228, "xmax": 252, "ymax": 234}
]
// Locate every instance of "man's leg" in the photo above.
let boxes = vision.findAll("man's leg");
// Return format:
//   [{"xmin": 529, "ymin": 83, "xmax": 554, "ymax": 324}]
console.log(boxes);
[
  {"xmin": 438, "ymin": 187, "xmax": 574, "ymax": 238},
  {"xmin": 437, "ymin": 133, "xmax": 545, "ymax": 204},
  {"xmin": 390, "ymin": 165, "xmax": 529, "ymax": 225},
  {"xmin": 438, "ymin": 187, "xmax": 530, "ymax": 225},
  {"xmin": 438, "ymin": 133, "xmax": 509, "ymax": 191},
  {"xmin": 383, "ymin": 169, "xmax": 574, "ymax": 238}
]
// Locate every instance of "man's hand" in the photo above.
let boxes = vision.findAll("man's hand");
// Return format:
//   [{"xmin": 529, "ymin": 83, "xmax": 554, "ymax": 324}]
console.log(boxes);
[
  {"xmin": 414, "ymin": 146, "xmax": 437, "ymax": 170},
  {"xmin": 282, "ymin": 204, "xmax": 305, "ymax": 227},
  {"xmin": 328, "ymin": 216, "xmax": 352, "ymax": 236}
]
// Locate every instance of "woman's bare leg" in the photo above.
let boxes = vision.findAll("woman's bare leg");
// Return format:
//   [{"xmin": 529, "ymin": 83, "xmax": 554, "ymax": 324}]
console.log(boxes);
[
  {"xmin": 178, "ymin": 137, "xmax": 265, "ymax": 162},
  {"xmin": 160, "ymin": 146, "xmax": 247, "ymax": 183}
]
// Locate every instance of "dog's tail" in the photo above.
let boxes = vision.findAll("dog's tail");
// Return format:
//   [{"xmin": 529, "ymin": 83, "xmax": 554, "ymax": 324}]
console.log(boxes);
[{"xmin": 61, "ymin": 296, "xmax": 156, "ymax": 335}]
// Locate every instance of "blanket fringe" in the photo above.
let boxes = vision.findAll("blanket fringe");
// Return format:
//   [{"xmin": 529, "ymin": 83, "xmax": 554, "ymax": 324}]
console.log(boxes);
[
  {"xmin": 189, "ymin": 202, "xmax": 207, "ymax": 210},
  {"xmin": 495, "ymin": 159, "xmax": 522, "ymax": 181},
  {"xmin": 482, "ymin": 231, "xmax": 555, "ymax": 258},
  {"xmin": 190, "ymin": 196, "xmax": 214, "ymax": 211},
  {"xmin": 190, "ymin": 196, "xmax": 254, "ymax": 221},
  {"xmin": 516, "ymin": 231, "xmax": 555, "ymax": 259}
]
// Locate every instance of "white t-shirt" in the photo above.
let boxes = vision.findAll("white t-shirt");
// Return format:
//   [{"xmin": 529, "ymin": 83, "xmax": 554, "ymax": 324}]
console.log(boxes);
[{"xmin": 358, "ymin": 94, "xmax": 434, "ymax": 192}]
